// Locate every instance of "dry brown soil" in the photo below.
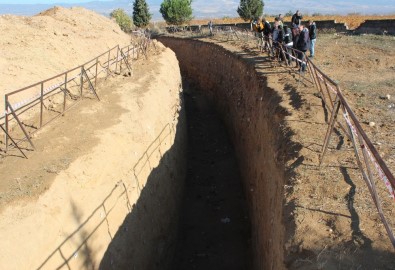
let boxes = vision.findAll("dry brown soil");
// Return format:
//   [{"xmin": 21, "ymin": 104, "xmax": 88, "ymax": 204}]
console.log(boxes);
[
  {"xmin": 223, "ymin": 33, "xmax": 395, "ymax": 268},
  {"xmin": 1, "ymin": 6, "xmax": 395, "ymax": 269},
  {"xmin": 160, "ymin": 32, "xmax": 395, "ymax": 269},
  {"xmin": 0, "ymin": 7, "xmax": 186, "ymax": 270}
]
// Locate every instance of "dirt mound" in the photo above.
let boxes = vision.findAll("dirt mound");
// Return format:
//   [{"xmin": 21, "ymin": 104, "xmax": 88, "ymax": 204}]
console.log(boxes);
[{"xmin": 0, "ymin": 6, "xmax": 130, "ymax": 97}]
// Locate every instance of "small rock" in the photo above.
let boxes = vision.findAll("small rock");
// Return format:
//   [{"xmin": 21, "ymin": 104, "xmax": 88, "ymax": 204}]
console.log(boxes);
[
  {"xmin": 379, "ymin": 94, "xmax": 391, "ymax": 100},
  {"xmin": 369, "ymin": 122, "xmax": 376, "ymax": 127}
]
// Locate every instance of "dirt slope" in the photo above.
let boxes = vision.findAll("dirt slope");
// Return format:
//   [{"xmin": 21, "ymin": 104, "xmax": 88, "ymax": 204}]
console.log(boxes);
[
  {"xmin": 0, "ymin": 6, "xmax": 130, "ymax": 97},
  {"xmin": 0, "ymin": 8, "xmax": 187, "ymax": 270}
]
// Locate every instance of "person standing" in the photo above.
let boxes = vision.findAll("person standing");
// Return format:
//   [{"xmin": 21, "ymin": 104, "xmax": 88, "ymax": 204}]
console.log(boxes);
[
  {"xmin": 291, "ymin": 10, "xmax": 303, "ymax": 28},
  {"xmin": 262, "ymin": 17, "xmax": 272, "ymax": 52},
  {"xmin": 283, "ymin": 25, "xmax": 293, "ymax": 65},
  {"xmin": 308, "ymin": 20, "xmax": 317, "ymax": 57},
  {"xmin": 208, "ymin": 20, "xmax": 213, "ymax": 36},
  {"xmin": 296, "ymin": 24, "xmax": 310, "ymax": 72}
]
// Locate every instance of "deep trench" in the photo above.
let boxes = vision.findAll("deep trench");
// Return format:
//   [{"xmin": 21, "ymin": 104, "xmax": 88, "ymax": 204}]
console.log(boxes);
[
  {"xmin": 172, "ymin": 83, "xmax": 251, "ymax": 269},
  {"xmin": 158, "ymin": 37, "xmax": 294, "ymax": 270}
]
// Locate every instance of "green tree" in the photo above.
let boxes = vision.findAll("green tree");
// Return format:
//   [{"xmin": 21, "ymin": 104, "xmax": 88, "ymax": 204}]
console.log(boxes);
[
  {"xmin": 160, "ymin": 0, "xmax": 193, "ymax": 25},
  {"xmin": 133, "ymin": 0, "xmax": 152, "ymax": 27},
  {"xmin": 237, "ymin": 0, "xmax": 264, "ymax": 22},
  {"xmin": 110, "ymin": 8, "xmax": 133, "ymax": 32}
]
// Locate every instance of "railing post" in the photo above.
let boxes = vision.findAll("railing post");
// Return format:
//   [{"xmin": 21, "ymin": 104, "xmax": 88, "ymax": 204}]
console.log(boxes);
[
  {"xmin": 107, "ymin": 50, "xmax": 111, "ymax": 74},
  {"xmin": 115, "ymin": 45, "xmax": 119, "ymax": 74},
  {"xmin": 80, "ymin": 66, "xmax": 84, "ymax": 97},
  {"xmin": 127, "ymin": 45, "xmax": 130, "ymax": 64},
  {"xmin": 63, "ymin": 73, "xmax": 67, "ymax": 115},
  {"xmin": 320, "ymin": 95, "xmax": 340, "ymax": 165},
  {"xmin": 95, "ymin": 57, "xmax": 98, "ymax": 88},
  {"xmin": 40, "ymin": 82, "xmax": 44, "ymax": 127},
  {"xmin": 5, "ymin": 95, "xmax": 9, "ymax": 150},
  {"xmin": 119, "ymin": 48, "xmax": 123, "ymax": 73}
]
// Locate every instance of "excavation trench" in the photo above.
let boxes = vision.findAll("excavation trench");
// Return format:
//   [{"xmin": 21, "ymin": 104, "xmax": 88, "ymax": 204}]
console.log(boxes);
[
  {"xmin": 172, "ymin": 83, "xmax": 251, "ymax": 269},
  {"xmin": 158, "ymin": 37, "xmax": 296, "ymax": 270},
  {"xmin": 0, "ymin": 38, "xmax": 295, "ymax": 269}
]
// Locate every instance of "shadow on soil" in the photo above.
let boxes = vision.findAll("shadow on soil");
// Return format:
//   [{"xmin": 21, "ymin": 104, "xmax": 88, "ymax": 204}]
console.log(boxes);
[
  {"xmin": 171, "ymin": 85, "xmax": 252, "ymax": 269},
  {"xmin": 36, "ymin": 107, "xmax": 187, "ymax": 270}
]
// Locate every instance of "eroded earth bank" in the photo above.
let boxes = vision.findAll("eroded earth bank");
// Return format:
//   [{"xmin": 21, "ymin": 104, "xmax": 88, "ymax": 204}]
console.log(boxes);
[{"xmin": 158, "ymin": 36, "xmax": 395, "ymax": 269}]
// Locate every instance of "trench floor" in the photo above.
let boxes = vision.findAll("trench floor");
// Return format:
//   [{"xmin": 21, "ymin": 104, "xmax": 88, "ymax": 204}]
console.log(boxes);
[{"xmin": 172, "ymin": 86, "xmax": 251, "ymax": 269}]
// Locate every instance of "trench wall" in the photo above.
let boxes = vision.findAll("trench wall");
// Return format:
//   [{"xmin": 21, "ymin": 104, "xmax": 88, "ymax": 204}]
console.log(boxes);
[
  {"xmin": 355, "ymin": 19, "xmax": 395, "ymax": 35},
  {"xmin": 0, "ymin": 47, "xmax": 187, "ymax": 270},
  {"xmin": 178, "ymin": 19, "xmax": 395, "ymax": 35},
  {"xmin": 158, "ymin": 37, "xmax": 295, "ymax": 270}
]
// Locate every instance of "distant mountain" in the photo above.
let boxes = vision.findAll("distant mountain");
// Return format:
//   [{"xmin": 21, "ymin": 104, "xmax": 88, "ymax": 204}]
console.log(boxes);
[
  {"xmin": 0, "ymin": 0, "xmax": 147, "ymax": 19},
  {"xmin": 0, "ymin": 0, "xmax": 238, "ymax": 21}
]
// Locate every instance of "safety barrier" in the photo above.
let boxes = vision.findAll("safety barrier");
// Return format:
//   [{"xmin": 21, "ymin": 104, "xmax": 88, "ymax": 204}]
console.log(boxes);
[
  {"xmin": 265, "ymin": 34, "xmax": 395, "ymax": 248},
  {"xmin": 0, "ymin": 34, "xmax": 154, "ymax": 158},
  {"xmin": 186, "ymin": 27, "xmax": 395, "ymax": 249}
]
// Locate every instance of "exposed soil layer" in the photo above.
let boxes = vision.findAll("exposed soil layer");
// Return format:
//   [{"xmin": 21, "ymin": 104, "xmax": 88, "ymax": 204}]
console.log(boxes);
[
  {"xmin": 172, "ymin": 85, "xmax": 251, "ymax": 269},
  {"xmin": 158, "ymin": 36, "xmax": 395, "ymax": 269},
  {"xmin": 0, "ymin": 42, "xmax": 188, "ymax": 269},
  {"xmin": 159, "ymin": 37, "xmax": 295, "ymax": 270}
]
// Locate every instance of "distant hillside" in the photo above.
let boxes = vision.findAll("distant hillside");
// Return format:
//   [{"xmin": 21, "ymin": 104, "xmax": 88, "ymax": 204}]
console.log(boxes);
[{"xmin": 0, "ymin": 0, "xmax": 158, "ymax": 19}]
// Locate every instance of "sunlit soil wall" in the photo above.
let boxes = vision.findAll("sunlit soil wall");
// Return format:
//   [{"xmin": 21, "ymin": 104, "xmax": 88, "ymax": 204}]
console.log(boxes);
[{"xmin": 158, "ymin": 37, "xmax": 298, "ymax": 270}]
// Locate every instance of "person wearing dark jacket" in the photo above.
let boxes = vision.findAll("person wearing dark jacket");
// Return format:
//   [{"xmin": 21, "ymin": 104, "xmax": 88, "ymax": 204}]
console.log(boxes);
[
  {"xmin": 262, "ymin": 18, "xmax": 272, "ymax": 51},
  {"xmin": 283, "ymin": 25, "xmax": 293, "ymax": 65},
  {"xmin": 291, "ymin": 10, "xmax": 303, "ymax": 27},
  {"xmin": 296, "ymin": 24, "xmax": 310, "ymax": 72},
  {"xmin": 291, "ymin": 26, "xmax": 300, "ymax": 67},
  {"xmin": 308, "ymin": 20, "xmax": 317, "ymax": 57}
]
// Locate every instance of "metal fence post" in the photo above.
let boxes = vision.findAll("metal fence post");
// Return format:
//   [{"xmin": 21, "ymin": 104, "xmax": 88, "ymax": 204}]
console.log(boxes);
[
  {"xmin": 63, "ymin": 73, "xmax": 67, "ymax": 115},
  {"xmin": 5, "ymin": 95, "xmax": 8, "ymax": 150},
  {"xmin": 107, "ymin": 50, "xmax": 111, "ymax": 74},
  {"xmin": 40, "ymin": 82, "xmax": 44, "ymax": 127},
  {"xmin": 115, "ymin": 45, "xmax": 120, "ymax": 74},
  {"xmin": 95, "ymin": 57, "xmax": 98, "ymax": 88},
  {"xmin": 80, "ymin": 66, "xmax": 84, "ymax": 97}
]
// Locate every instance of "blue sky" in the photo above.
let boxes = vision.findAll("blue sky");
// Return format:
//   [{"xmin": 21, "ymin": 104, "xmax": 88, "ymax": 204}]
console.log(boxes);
[
  {"xmin": 0, "ymin": 0, "xmax": 394, "ymax": 18},
  {"xmin": 0, "ymin": 0, "xmax": 108, "ymax": 3}
]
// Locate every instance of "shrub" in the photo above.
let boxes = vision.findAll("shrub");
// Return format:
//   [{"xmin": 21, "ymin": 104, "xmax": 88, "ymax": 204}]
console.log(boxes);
[{"xmin": 110, "ymin": 8, "xmax": 133, "ymax": 32}]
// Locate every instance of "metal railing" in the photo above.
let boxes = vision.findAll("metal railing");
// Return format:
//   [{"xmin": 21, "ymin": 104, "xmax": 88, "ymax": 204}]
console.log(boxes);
[
  {"xmin": 264, "ymin": 36, "xmax": 395, "ymax": 248},
  {"xmin": 165, "ymin": 26, "xmax": 395, "ymax": 248},
  {"xmin": 0, "ymin": 36, "xmax": 154, "ymax": 157}
]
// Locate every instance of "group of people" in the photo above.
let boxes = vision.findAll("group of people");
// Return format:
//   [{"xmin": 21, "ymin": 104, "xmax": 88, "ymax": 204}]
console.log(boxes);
[{"xmin": 252, "ymin": 10, "xmax": 317, "ymax": 72}]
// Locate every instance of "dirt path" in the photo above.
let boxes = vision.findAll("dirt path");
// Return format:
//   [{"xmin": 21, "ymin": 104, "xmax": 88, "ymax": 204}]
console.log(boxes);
[{"xmin": 172, "ymin": 85, "xmax": 251, "ymax": 269}]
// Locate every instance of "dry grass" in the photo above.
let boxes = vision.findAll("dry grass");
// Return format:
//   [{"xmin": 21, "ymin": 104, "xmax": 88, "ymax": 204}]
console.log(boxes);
[{"xmin": 189, "ymin": 14, "xmax": 395, "ymax": 30}]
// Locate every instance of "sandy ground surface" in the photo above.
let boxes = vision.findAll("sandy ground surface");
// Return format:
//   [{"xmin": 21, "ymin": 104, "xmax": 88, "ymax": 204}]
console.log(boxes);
[{"xmin": 0, "ymin": 6, "xmax": 130, "ymax": 104}]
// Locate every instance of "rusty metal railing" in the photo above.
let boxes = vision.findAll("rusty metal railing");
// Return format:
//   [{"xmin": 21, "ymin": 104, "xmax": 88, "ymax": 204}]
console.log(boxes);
[
  {"xmin": 0, "ymin": 38, "xmax": 155, "ymax": 157},
  {"xmin": 270, "ymin": 39, "xmax": 395, "ymax": 248}
]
